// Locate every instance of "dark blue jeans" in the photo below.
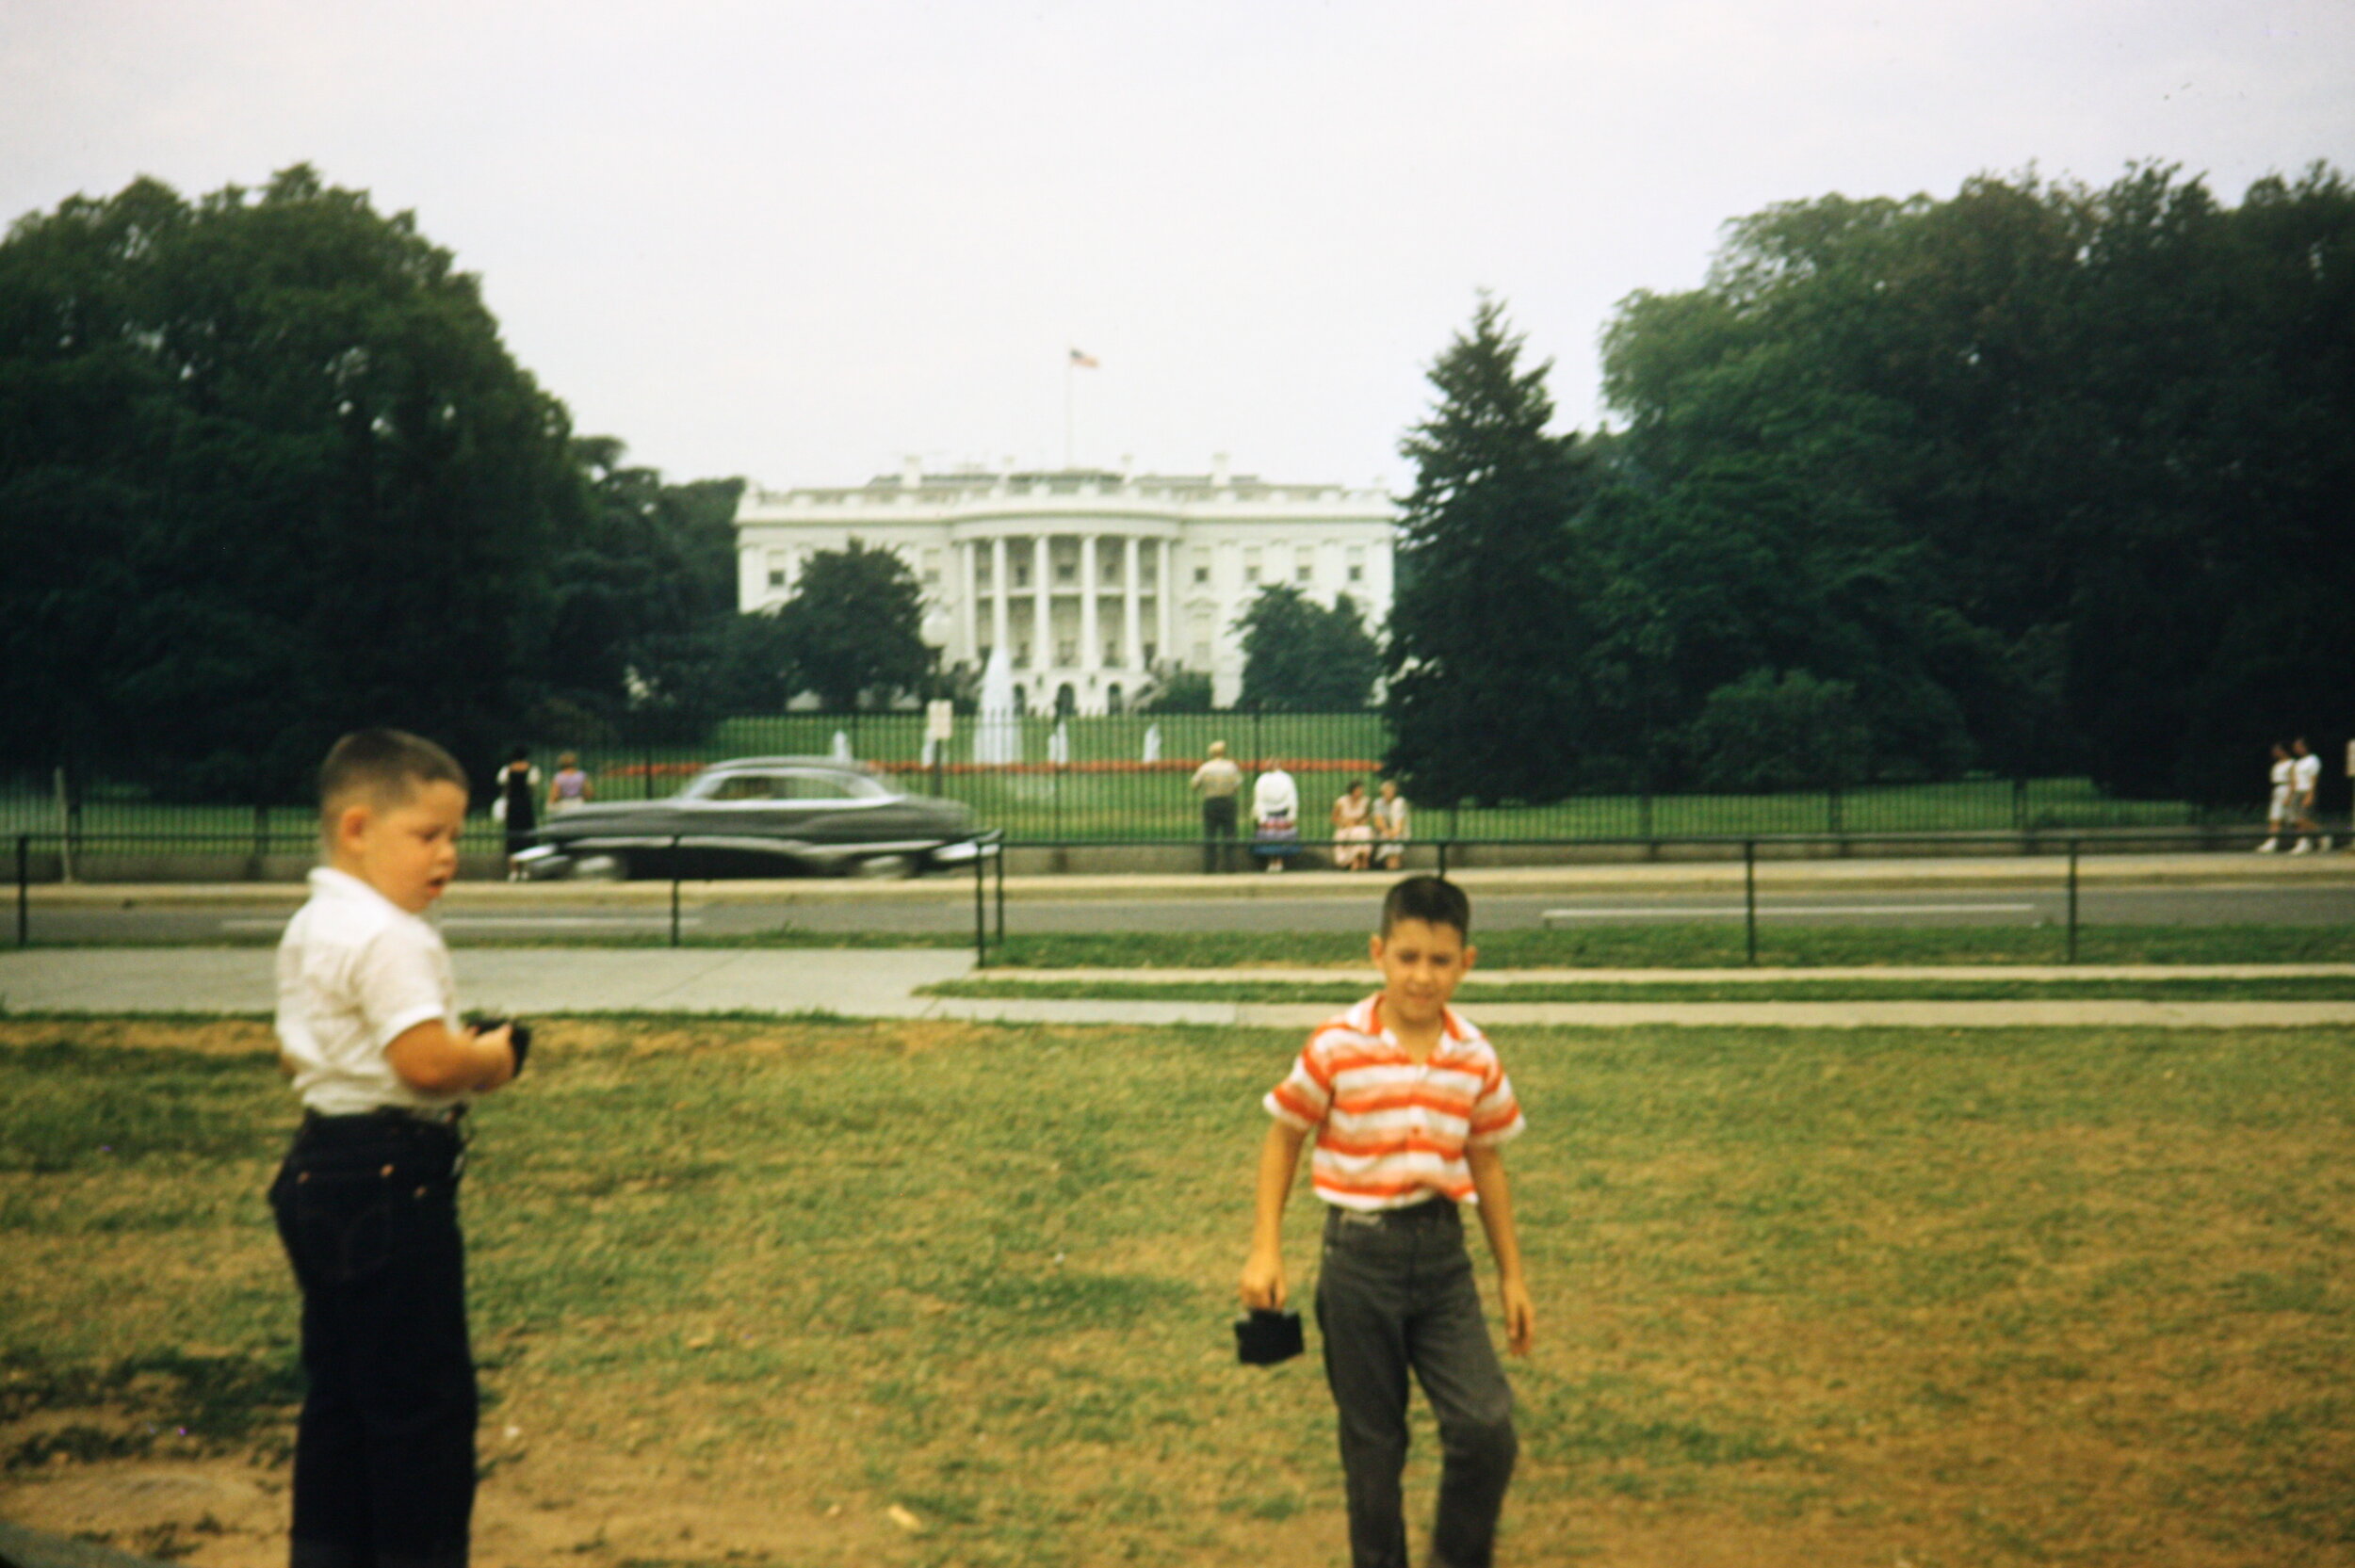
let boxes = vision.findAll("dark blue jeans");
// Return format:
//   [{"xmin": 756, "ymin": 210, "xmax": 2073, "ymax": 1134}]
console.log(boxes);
[
  {"xmin": 1316, "ymin": 1201, "xmax": 1518, "ymax": 1568},
  {"xmin": 269, "ymin": 1112, "xmax": 478, "ymax": 1568}
]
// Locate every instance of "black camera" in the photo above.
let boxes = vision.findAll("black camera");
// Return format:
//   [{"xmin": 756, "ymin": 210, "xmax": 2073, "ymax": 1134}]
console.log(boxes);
[{"xmin": 468, "ymin": 1016, "xmax": 532, "ymax": 1076}]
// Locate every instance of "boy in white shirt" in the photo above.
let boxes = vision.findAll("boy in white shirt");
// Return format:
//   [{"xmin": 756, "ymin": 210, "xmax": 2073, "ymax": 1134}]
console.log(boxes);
[{"xmin": 270, "ymin": 729, "xmax": 522, "ymax": 1568}]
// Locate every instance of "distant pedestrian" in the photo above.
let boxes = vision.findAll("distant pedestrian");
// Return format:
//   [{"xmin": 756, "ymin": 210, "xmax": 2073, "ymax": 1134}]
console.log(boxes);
[
  {"xmin": 1253, "ymin": 762, "xmax": 1301, "ymax": 873},
  {"xmin": 2257, "ymin": 744, "xmax": 2294, "ymax": 851},
  {"xmin": 2291, "ymin": 736, "xmax": 2328, "ymax": 852},
  {"xmin": 1372, "ymin": 780, "xmax": 1410, "ymax": 871},
  {"xmin": 546, "ymin": 752, "xmax": 593, "ymax": 817},
  {"xmin": 1190, "ymin": 740, "xmax": 1244, "ymax": 873},
  {"xmin": 1331, "ymin": 779, "xmax": 1374, "ymax": 871},
  {"xmin": 496, "ymin": 747, "xmax": 539, "ymax": 877}
]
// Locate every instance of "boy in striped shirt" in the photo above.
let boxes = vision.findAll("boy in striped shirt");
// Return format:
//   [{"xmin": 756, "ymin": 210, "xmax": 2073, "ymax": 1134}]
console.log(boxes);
[{"xmin": 1241, "ymin": 875, "xmax": 1532, "ymax": 1568}]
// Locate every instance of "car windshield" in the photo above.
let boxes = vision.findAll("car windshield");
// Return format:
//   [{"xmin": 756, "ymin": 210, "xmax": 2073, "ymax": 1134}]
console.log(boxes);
[{"xmin": 690, "ymin": 768, "xmax": 890, "ymax": 803}]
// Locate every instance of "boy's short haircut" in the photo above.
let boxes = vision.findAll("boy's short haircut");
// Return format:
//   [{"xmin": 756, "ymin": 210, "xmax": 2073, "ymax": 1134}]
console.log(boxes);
[
  {"xmin": 318, "ymin": 729, "xmax": 468, "ymax": 829},
  {"xmin": 1380, "ymin": 874, "xmax": 1470, "ymax": 939}
]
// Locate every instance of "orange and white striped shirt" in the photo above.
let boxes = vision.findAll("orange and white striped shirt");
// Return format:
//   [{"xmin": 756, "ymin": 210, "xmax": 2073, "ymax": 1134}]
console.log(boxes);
[{"xmin": 1264, "ymin": 994, "xmax": 1526, "ymax": 1211}]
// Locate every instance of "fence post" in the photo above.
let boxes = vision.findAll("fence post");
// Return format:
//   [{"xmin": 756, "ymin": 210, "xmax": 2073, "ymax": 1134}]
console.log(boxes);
[
  {"xmin": 670, "ymin": 834, "xmax": 683, "ymax": 949},
  {"xmin": 1744, "ymin": 836, "xmax": 1758, "ymax": 966},
  {"xmin": 2013, "ymin": 777, "xmax": 2028, "ymax": 834},
  {"xmin": 252, "ymin": 802, "xmax": 269, "ymax": 881},
  {"xmin": 15, "ymin": 834, "xmax": 26, "ymax": 948},
  {"xmin": 973, "ymin": 838, "xmax": 987, "ymax": 967},
  {"xmin": 994, "ymin": 832, "xmax": 1006, "ymax": 947},
  {"xmin": 1827, "ymin": 785, "xmax": 1843, "ymax": 837},
  {"xmin": 2066, "ymin": 838, "xmax": 2079, "ymax": 964},
  {"xmin": 1437, "ymin": 838, "xmax": 1448, "ymax": 880}
]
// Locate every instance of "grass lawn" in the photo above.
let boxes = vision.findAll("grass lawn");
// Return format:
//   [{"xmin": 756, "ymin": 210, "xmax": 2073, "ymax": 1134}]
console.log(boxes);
[
  {"xmin": 3, "ymin": 1016, "xmax": 2350, "ymax": 1566},
  {"xmin": 946, "ymin": 925, "xmax": 2355, "ymax": 970},
  {"xmin": 925, "ymin": 975, "xmax": 2355, "ymax": 1003}
]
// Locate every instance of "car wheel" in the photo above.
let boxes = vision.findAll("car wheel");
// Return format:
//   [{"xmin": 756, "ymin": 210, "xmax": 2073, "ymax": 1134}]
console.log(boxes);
[
  {"xmin": 574, "ymin": 853, "xmax": 631, "ymax": 881},
  {"xmin": 853, "ymin": 853, "xmax": 918, "ymax": 880}
]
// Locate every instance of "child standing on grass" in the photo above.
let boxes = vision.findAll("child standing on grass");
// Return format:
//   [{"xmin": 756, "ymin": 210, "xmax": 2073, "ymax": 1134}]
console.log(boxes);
[
  {"xmin": 270, "ymin": 729, "xmax": 523, "ymax": 1568},
  {"xmin": 1240, "ymin": 875, "xmax": 1534, "ymax": 1568}
]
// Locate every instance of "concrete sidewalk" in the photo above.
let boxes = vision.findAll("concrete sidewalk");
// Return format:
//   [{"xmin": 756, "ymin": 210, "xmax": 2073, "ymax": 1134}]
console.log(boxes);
[{"xmin": 6, "ymin": 946, "xmax": 2353, "ymax": 1029}]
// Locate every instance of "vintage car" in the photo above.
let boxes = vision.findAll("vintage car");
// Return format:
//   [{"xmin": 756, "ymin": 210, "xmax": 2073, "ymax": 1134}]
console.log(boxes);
[{"xmin": 509, "ymin": 756, "xmax": 994, "ymax": 881}]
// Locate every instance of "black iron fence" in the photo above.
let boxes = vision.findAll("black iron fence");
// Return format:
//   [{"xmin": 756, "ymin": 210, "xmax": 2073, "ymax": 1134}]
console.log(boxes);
[
  {"xmin": 11, "ymin": 825, "xmax": 2336, "ymax": 961},
  {"xmin": 4, "ymin": 711, "xmax": 2241, "ymax": 850}
]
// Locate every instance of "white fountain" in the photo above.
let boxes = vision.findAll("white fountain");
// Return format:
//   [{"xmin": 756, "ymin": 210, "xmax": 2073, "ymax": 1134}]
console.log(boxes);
[
  {"xmin": 973, "ymin": 645, "xmax": 1021, "ymax": 767},
  {"xmin": 1142, "ymin": 722, "xmax": 1162, "ymax": 764}
]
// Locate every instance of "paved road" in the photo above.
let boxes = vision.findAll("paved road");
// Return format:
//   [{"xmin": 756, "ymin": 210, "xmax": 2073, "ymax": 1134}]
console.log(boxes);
[{"xmin": 16, "ymin": 874, "xmax": 2355, "ymax": 943}]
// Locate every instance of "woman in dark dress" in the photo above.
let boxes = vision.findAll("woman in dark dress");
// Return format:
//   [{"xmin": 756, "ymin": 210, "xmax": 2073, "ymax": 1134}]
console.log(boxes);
[{"xmin": 499, "ymin": 746, "xmax": 539, "ymax": 878}]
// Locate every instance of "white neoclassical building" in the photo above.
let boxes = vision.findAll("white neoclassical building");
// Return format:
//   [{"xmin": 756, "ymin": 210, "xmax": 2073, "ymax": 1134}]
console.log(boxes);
[{"xmin": 735, "ymin": 457, "xmax": 1397, "ymax": 713}]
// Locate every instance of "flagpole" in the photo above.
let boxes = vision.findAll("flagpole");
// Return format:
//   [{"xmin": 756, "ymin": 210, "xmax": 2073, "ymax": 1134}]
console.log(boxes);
[{"xmin": 1064, "ymin": 354, "xmax": 1074, "ymax": 470}]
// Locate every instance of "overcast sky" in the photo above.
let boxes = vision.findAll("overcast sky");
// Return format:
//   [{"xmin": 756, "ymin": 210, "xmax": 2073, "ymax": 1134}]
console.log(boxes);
[{"xmin": 5, "ymin": 1, "xmax": 2350, "ymax": 493}]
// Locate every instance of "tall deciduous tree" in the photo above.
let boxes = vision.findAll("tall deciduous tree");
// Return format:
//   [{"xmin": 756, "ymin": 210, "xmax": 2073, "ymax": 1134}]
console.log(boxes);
[
  {"xmin": 1385, "ymin": 297, "xmax": 1599, "ymax": 802},
  {"xmin": 0, "ymin": 166, "xmax": 583, "ymax": 798},
  {"xmin": 772, "ymin": 541, "xmax": 935, "ymax": 710},
  {"xmin": 1234, "ymin": 585, "xmax": 1382, "ymax": 711}
]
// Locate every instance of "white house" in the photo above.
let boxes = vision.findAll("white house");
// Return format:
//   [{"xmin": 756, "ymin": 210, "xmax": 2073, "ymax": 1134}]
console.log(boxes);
[{"xmin": 734, "ymin": 457, "xmax": 1397, "ymax": 713}]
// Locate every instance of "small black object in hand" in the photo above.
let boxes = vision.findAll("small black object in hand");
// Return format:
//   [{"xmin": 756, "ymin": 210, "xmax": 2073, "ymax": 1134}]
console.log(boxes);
[
  {"xmin": 470, "ymin": 1017, "xmax": 531, "ymax": 1076},
  {"xmin": 1234, "ymin": 1308, "xmax": 1304, "ymax": 1366}
]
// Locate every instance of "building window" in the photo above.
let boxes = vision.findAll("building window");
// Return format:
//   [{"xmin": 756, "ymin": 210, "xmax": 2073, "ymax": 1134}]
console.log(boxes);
[
  {"xmin": 768, "ymin": 569, "xmax": 786, "ymax": 588},
  {"xmin": 1243, "ymin": 547, "xmax": 1261, "ymax": 585},
  {"xmin": 1104, "ymin": 641, "xmax": 1121, "ymax": 667},
  {"xmin": 1142, "ymin": 640, "xmax": 1157, "ymax": 665},
  {"xmin": 1057, "ymin": 639, "xmax": 1077, "ymax": 668},
  {"xmin": 1014, "ymin": 564, "xmax": 1031, "ymax": 588},
  {"xmin": 921, "ymin": 548, "xmax": 941, "ymax": 586},
  {"xmin": 1348, "ymin": 563, "xmax": 1364, "ymax": 582},
  {"xmin": 1194, "ymin": 565, "xmax": 1210, "ymax": 585},
  {"xmin": 1016, "ymin": 643, "xmax": 1031, "ymax": 669},
  {"xmin": 1056, "ymin": 561, "xmax": 1076, "ymax": 584},
  {"xmin": 1192, "ymin": 640, "xmax": 1212, "ymax": 668},
  {"xmin": 1295, "ymin": 562, "xmax": 1313, "ymax": 584}
]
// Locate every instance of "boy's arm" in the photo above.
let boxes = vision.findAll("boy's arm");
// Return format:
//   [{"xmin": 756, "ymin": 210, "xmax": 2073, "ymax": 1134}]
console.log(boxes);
[
  {"xmin": 1466, "ymin": 1143, "xmax": 1535, "ymax": 1355},
  {"xmin": 1239, "ymin": 1120, "xmax": 1309, "ymax": 1310},
  {"xmin": 385, "ymin": 1020, "xmax": 518, "ymax": 1096}
]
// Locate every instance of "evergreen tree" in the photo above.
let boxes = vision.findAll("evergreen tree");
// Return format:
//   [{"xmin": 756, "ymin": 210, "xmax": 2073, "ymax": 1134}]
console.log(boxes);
[
  {"xmin": 773, "ymin": 541, "xmax": 935, "ymax": 710},
  {"xmin": 1384, "ymin": 297, "xmax": 1598, "ymax": 802}
]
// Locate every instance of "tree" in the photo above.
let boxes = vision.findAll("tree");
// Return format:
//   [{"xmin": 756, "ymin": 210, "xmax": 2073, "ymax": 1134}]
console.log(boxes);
[
  {"xmin": 1233, "ymin": 586, "xmax": 1382, "ymax": 710},
  {"xmin": 1681, "ymin": 668, "xmax": 1871, "ymax": 790},
  {"xmin": 1139, "ymin": 669, "xmax": 1214, "ymax": 713},
  {"xmin": 0, "ymin": 166, "xmax": 583, "ymax": 798},
  {"xmin": 772, "ymin": 541, "xmax": 934, "ymax": 710},
  {"xmin": 1385, "ymin": 297, "xmax": 1600, "ymax": 802}
]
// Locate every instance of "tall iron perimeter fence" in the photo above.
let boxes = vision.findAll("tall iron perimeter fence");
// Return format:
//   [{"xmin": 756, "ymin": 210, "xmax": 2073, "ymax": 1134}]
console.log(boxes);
[{"xmin": 5, "ymin": 711, "xmax": 2244, "ymax": 873}]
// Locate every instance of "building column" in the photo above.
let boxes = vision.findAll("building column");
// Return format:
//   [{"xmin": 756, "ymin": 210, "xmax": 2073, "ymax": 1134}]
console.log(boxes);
[
  {"xmin": 1122, "ymin": 535, "xmax": 1143, "ymax": 671},
  {"xmin": 1158, "ymin": 539, "xmax": 1176, "ymax": 670},
  {"xmin": 990, "ymin": 536, "xmax": 1010, "ymax": 658},
  {"xmin": 1080, "ymin": 535, "xmax": 1100, "ymax": 675},
  {"xmin": 955, "ymin": 541, "xmax": 976, "ymax": 665},
  {"xmin": 1031, "ymin": 535, "xmax": 1051, "ymax": 677}
]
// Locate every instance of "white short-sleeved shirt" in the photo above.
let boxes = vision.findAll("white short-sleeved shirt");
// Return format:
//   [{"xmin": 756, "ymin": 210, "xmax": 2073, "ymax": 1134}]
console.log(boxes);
[
  {"xmin": 2294, "ymin": 753, "xmax": 2321, "ymax": 796},
  {"xmin": 276, "ymin": 867, "xmax": 464, "ymax": 1116}
]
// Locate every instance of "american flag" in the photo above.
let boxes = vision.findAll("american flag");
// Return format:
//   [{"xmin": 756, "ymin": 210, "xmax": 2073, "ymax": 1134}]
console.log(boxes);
[{"xmin": 1069, "ymin": 348, "xmax": 1099, "ymax": 368}]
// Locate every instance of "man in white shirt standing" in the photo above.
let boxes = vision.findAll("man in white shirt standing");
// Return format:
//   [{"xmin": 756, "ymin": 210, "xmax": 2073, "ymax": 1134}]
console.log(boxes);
[{"xmin": 2291, "ymin": 736, "xmax": 2328, "ymax": 852}]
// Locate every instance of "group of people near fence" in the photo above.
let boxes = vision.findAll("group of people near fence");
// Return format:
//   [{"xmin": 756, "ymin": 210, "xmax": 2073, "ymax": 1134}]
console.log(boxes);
[
  {"xmin": 492, "ymin": 748, "xmax": 593, "ymax": 878},
  {"xmin": 2257, "ymin": 736, "xmax": 2339, "ymax": 853},
  {"xmin": 1188, "ymin": 741, "xmax": 1410, "ymax": 873}
]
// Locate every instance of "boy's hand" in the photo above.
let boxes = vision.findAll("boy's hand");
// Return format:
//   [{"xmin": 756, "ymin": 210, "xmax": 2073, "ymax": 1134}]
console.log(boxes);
[
  {"xmin": 1499, "ymin": 1276, "xmax": 1535, "ymax": 1356},
  {"xmin": 1239, "ymin": 1247, "xmax": 1288, "ymax": 1312},
  {"xmin": 468, "ymin": 1023, "xmax": 520, "ymax": 1091}
]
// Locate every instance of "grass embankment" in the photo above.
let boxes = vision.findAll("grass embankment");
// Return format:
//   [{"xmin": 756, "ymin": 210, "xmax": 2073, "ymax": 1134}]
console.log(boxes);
[
  {"xmin": 929, "ymin": 975, "xmax": 2355, "ymax": 1003},
  {"xmin": 4, "ymin": 1016, "xmax": 2351, "ymax": 1566},
  {"xmin": 940, "ymin": 924, "xmax": 2355, "ymax": 970}
]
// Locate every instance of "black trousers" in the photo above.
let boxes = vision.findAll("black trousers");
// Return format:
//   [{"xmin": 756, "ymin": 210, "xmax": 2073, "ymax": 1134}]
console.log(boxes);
[
  {"xmin": 1201, "ymin": 796, "xmax": 1240, "ymax": 872},
  {"xmin": 270, "ymin": 1112, "xmax": 478, "ymax": 1568},
  {"xmin": 1316, "ymin": 1201, "xmax": 1518, "ymax": 1568}
]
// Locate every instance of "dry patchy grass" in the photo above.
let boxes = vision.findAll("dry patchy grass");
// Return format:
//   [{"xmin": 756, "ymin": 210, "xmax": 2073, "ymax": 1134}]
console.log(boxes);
[{"xmin": 1, "ymin": 1016, "xmax": 2350, "ymax": 1566}]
